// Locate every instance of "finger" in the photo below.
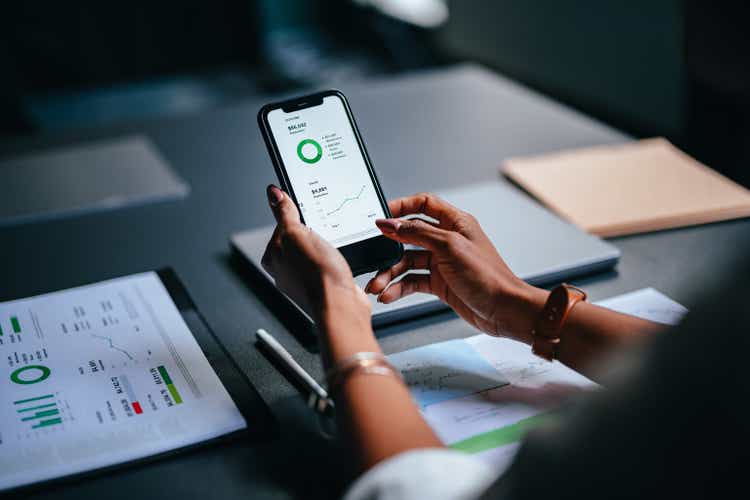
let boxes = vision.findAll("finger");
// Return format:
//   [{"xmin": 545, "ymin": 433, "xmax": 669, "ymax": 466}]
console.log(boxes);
[
  {"xmin": 388, "ymin": 193, "xmax": 463, "ymax": 229},
  {"xmin": 375, "ymin": 217, "xmax": 455, "ymax": 251},
  {"xmin": 267, "ymin": 185, "xmax": 301, "ymax": 226},
  {"xmin": 365, "ymin": 250, "xmax": 431, "ymax": 294},
  {"xmin": 378, "ymin": 274, "xmax": 432, "ymax": 304}
]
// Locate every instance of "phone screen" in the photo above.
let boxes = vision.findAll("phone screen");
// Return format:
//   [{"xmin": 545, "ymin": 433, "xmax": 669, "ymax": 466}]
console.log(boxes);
[{"xmin": 267, "ymin": 95, "xmax": 386, "ymax": 248}]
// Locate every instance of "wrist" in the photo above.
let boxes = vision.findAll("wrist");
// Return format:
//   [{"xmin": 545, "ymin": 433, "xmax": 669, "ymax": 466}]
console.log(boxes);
[
  {"xmin": 315, "ymin": 277, "xmax": 379, "ymax": 364},
  {"xmin": 499, "ymin": 282, "xmax": 549, "ymax": 345}
]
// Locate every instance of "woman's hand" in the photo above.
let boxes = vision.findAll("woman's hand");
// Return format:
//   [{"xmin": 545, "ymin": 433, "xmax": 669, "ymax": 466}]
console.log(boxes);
[
  {"xmin": 263, "ymin": 186, "xmax": 443, "ymax": 469},
  {"xmin": 366, "ymin": 193, "xmax": 548, "ymax": 343},
  {"xmin": 261, "ymin": 185, "xmax": 371, "ymax": 333}
]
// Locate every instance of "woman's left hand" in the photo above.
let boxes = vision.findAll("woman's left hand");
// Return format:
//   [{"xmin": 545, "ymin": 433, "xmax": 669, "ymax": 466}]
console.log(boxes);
[
  {"xmin": 261, "ymin": 185, "xmax": 371, "ymax": 325},
  {"xmin": 263, "ymin": 186, "xmax": 442, "ymax": 469}
]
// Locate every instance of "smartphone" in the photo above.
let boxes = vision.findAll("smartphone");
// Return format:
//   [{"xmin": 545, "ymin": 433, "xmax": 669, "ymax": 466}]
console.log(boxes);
[{"xmin": 258, "ymin": 90, "xmax": 403, "ymax": 275}]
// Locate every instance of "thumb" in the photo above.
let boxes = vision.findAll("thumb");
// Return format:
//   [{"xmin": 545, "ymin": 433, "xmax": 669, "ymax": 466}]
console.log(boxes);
[
  {"xmin": 267, "ymin": 185, "xmax": 301, "ymax": 226},
  {"xmin": 375, "ymin": 217, "xmax": 452, "ymax": 251}
]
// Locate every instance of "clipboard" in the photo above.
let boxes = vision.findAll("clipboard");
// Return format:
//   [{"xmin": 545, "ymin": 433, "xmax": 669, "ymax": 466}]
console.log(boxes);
[{"xmin": 3, "ymin": 268, "xmax": 275, "ymax": 495}]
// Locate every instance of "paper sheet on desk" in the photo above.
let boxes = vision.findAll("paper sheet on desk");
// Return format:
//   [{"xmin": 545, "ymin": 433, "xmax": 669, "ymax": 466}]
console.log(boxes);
[
  {"xmin": 387, "ymin": 287, "xmax": 687, "ymax": 473},
  {"xmin": 595, "ymin": 287, "xmax": 687, "ymax": 325},
  {"xmin": 0, "ymin": 273, "xmax": 246, "ymax": 492}
]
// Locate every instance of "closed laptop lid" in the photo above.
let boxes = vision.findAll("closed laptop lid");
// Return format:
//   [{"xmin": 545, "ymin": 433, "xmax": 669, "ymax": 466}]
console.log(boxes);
[{"xmin": 231, "ymin": 180, "xmax": 620, "ymax": 327}]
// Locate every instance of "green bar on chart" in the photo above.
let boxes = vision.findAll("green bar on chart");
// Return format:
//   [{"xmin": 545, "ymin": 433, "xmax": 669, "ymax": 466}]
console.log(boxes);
[
  {"xmin": 17, "ymin": 402, "xmax": 57, "ymax": 413},
  {"xmin": 21, "ymin": 409, "xmax": 60, "ymax": 421},
  {"xmin": 158, "ymin": 365, "xmax": 183, "ymax": 404},
  {"xmin": 32, "ymin": 417, "xmax": 63, "ymax": 429},
  {"xmin": 13, "ymin": 394, "xmax": 54, "ymax": 405},
  {"xmin": 449, "ymin": 413, "xmax": 554, "ymax": 454},
  {"xmin": 11, "ymin": 316, "xmax": 21, "ymax": 333}
]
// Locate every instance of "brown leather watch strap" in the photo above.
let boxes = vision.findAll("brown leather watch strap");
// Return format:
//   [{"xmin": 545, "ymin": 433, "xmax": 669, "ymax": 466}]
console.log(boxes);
[{"xmin": 532, "ymin": 284, "xmax": 587, "ymax": 361}]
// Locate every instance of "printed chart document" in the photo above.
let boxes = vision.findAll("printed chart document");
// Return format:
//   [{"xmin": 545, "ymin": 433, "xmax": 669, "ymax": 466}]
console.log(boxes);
[
  {"xmin": 0, "ymin": 272, "xmax": 246, "ymax": 491},
  {"xmin": 388, "ymin": 288, "xmax": 687, "ymax": 473}
]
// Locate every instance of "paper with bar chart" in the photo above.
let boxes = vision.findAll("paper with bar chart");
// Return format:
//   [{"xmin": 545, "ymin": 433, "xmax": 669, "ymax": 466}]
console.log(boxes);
[
  {"xmin": 388, "ymin": 288, "xmax": 686, "ymax": 473},
  {"xmin": 0, "ymin": 272, "xmax": 246, "ymax": 491}
]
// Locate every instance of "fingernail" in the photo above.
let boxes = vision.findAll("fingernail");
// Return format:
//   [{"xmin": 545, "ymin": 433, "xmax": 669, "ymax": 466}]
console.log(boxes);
[
  {"xmin": 375, "ymin": 218, "xmax": 401, "ymax": 233},
  {"xmin": 267, "ymin": 185, "xmax": 283, "ymax": 207}
]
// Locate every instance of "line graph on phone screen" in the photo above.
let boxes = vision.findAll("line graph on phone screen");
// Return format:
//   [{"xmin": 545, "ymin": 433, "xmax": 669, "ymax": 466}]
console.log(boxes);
[{"xmin": 301, "ymin": 180, "xmax": 380, "ymax": 245}]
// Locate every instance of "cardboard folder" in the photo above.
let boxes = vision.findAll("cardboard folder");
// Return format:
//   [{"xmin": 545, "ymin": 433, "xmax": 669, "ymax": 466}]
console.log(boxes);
[{"xmin": 502, "ymin": 138, "xmax": 750, "ymax": 237}]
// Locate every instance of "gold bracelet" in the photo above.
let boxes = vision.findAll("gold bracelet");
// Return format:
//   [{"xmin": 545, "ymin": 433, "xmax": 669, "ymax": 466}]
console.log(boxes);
[{"xmin": 326, "ymin": 352, "xmax": 402, "ymax": 394}]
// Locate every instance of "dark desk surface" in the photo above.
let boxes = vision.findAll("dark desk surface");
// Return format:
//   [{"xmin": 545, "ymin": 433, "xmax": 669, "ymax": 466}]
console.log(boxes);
[{"xmin": 4, "ymin": 64, "xmax": 749, "ymax": 499}]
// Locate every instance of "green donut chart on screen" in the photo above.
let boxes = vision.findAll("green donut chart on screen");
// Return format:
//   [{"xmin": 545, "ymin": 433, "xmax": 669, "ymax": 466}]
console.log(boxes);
[{"xmin": 297, "ymin": 139, "xmax": 323, "ymax": 164}]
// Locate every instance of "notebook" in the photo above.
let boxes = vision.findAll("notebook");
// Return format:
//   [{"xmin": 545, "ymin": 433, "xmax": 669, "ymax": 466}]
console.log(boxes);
[
  {"xmin": 502, "ymin": 138, "xmax": 750, "ymax": 237},
  {"xmin": 0, "ymin": 136, "xmax": 189, "ymax": 227}
]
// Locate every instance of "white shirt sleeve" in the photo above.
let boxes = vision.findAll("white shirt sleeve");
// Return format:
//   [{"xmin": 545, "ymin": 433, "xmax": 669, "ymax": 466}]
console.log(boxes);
[{"xmin": 344, "ymin": 448, "xmax": 498, "ymax": 500}]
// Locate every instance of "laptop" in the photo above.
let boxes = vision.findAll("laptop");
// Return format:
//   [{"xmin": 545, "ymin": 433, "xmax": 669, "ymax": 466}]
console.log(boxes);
[{"xmin": 231, "ymin": 181, "xmax": 620, "ymax": 327}]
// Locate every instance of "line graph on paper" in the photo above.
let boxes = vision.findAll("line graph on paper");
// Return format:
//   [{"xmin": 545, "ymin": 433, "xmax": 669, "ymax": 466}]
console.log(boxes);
[
  {"xmin": 388, "ymin": 339, "xmax": 509, "ymax": 408},
  {"xmin": 90, "ymin": 334, "xmax": 135, "ymax": 361}
]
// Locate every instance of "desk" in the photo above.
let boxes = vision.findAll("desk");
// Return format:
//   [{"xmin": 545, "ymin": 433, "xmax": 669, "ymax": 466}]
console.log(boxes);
[{"xmin": 3, "ymin": 64, "xmax": 749, "ymax": 499}]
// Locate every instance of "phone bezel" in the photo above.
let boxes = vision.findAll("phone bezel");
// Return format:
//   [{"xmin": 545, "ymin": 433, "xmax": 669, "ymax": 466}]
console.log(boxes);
[{"xmin": 257, "ymin": 90, "xmax": 403, "ymax": 275}]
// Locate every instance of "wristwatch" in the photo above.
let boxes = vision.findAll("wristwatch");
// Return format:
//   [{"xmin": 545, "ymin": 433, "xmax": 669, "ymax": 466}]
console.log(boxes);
[{"xmin": 532, "ymin": 283, "xmax": 587, "ymax": 361}]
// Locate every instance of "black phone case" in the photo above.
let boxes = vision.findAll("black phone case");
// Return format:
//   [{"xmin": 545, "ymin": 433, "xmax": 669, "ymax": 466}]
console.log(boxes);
[{"xmin": 257, "ymin": 90, "xmax": 403, "ymax": 275}]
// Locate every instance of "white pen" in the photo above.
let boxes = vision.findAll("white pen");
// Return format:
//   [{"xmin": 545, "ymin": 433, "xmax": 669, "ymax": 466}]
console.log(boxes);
[{"xmin": 255, "ymin": 329, "xmax": 335, "ymax": 416}]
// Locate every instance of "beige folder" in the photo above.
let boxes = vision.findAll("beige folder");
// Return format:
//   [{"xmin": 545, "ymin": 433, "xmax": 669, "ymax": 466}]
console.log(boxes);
[{"xmin": 502, "ymin": 138, "xmax": 750, "ymax": 237}]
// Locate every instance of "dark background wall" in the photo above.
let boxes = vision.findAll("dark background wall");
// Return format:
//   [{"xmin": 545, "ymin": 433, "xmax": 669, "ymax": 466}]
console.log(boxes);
[
  {"xmin": 434, "ymin": 0, "xmax": 749, "ymax": 185},
  {"xmin": 436, "ymin": 0, "xmax": 685, "ymax": 141},
  {"xmin": 1, "ymin": 0, "xmax": 747, "ymax": 183}
]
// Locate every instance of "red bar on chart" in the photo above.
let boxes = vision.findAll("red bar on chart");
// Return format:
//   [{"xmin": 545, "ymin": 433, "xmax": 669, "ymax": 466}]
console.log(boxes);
[{"xmin": 118, "ymin": 375, "xmax": 143, "ymax": 415}]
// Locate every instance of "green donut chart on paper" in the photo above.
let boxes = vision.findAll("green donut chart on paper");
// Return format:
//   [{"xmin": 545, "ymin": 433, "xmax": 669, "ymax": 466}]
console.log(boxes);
[
  {"xmin": 10, "ymin": 364, "xmax": 51, "ymax": 385},
  {"xmin": 297, "ymin": 139, "xmax": 323, "ymax": 164}
]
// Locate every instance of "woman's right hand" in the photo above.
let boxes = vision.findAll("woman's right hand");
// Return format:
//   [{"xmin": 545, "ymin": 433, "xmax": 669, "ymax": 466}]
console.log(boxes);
[{"xmin": 367, "ymin": 193, "xmax": 548, "ymax": 343}]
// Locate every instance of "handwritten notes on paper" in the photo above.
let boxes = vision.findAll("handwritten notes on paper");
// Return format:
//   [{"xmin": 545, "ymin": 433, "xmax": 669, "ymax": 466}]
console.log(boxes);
[
  {"xmin": 388, "ymin": 339, "xmax": 508, "ymax": 408},
  {"xmin": 387, "ymin": 288, "xmax": 688, "ymax": 470}
]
